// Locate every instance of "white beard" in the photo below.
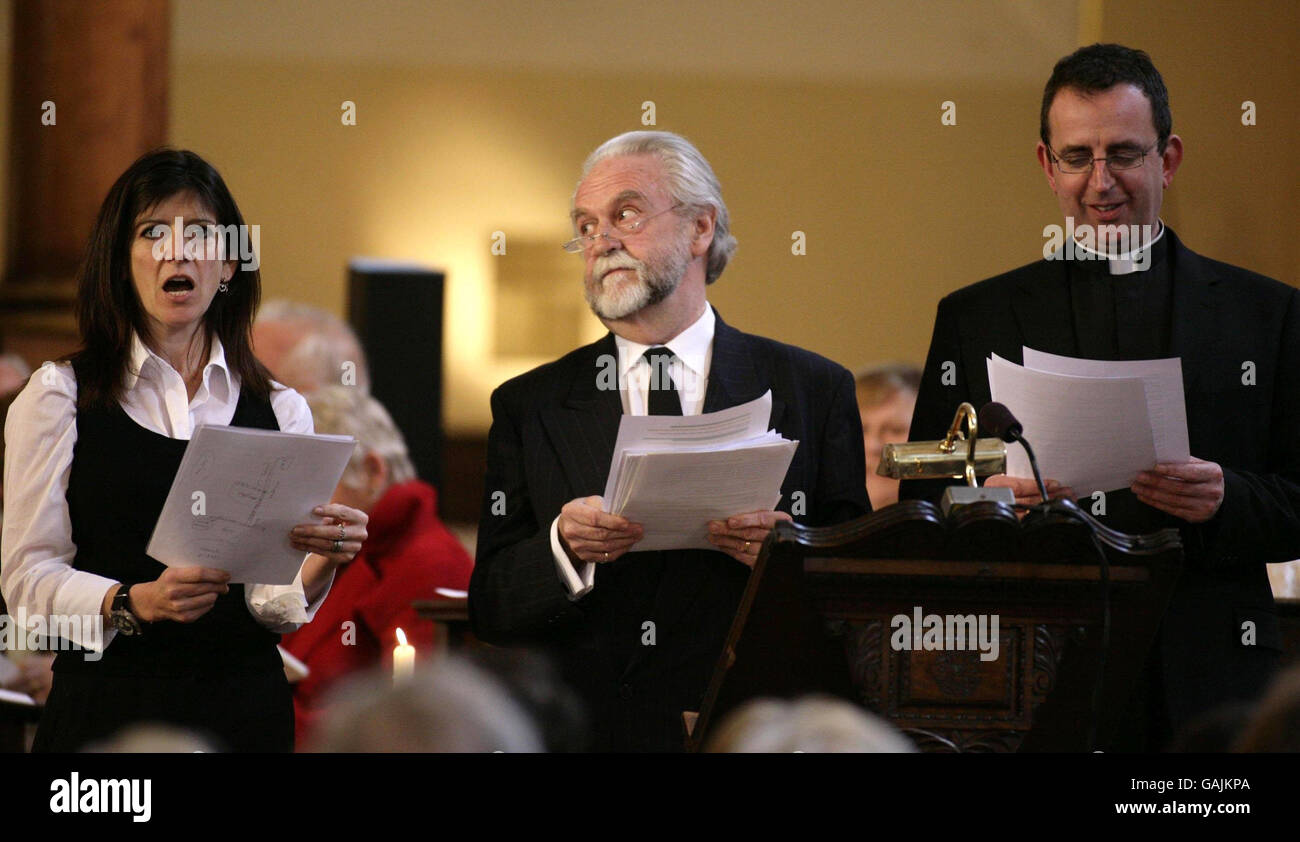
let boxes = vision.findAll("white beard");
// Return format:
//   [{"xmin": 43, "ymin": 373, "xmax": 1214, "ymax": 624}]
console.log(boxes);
[{"xmin": 584, "ymin": 235, "xmax": 692, "ymax": 321}]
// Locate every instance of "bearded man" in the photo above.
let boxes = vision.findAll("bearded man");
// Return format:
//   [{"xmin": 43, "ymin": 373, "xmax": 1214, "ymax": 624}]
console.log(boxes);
[{"xmin": 469, "ymin": 131, "xmax": 871, "ymax": 751}]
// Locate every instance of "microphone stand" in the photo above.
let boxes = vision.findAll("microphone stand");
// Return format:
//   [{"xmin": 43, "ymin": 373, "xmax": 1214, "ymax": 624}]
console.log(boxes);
[{"xmin": 1010, "ymin": 429, "xmax": 1111, "ymax": 752}]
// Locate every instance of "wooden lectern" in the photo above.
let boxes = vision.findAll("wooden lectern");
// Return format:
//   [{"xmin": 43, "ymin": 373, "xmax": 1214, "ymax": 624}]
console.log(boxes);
[{"xmin": 689, "ymin": 499, "xmax": 1182, "ymax": 752}]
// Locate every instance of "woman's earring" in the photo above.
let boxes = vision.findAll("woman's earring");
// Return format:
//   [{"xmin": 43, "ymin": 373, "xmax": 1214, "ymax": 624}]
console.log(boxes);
[{"xmin": 218, "ymin": 279, "xmax": 230, "ymax": 293}]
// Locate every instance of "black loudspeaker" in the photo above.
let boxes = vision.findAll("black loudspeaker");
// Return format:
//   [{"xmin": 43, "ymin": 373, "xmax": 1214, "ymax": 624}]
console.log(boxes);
[{"xmin": 347, "ymin": 260, "xmax": 445, "ymax": 503}]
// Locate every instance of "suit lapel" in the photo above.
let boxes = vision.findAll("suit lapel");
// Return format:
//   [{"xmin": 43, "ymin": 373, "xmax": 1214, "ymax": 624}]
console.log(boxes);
[
  {"xmin": 539, "ymin": 334, "xmax": 624, "ymax": 500},
  {"xmin": 1165, "ymin": 229, "xmax": 1225, "ymax": 452},
  {"xmin": 1010, "ymin": 258, "xmax": 1077, "ymax": 359},
  {"xmin": 1166, "ymin": 229, "xmax": 1223, "ymax": 399},
  {"xmin": 705, "ymin": 314, "xmax": 786, "ymax": 428}
]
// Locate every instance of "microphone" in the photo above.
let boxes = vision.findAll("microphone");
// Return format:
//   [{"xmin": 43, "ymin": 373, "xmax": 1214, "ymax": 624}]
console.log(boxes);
[{"xmin": 978, "ymin": 402, "xmax": 1048, "ymax": 504}]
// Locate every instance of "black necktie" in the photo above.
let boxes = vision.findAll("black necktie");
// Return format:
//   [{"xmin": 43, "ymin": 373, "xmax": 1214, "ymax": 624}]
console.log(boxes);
[{"xmin": 643, "ymin": 347, "xmax": 682, "ymax": 416}]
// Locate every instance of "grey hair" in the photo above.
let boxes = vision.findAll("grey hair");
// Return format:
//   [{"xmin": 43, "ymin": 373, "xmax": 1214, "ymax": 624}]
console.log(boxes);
[
  {"xmin": 255, "ymin": 299, "xmax": 370, "ymax": 393},
  {"xmin": 306, "ymin": 386, "xmax": 416, "ymax": 489},
  {"xmin": 309, "ymin": 657, "xmax": 543, "ymax": 752},
  {"xmin": 577, "ymin": 131, "xmax": 737, "ymax": 284},
  {"xmin": 705, "ymin": 696, "xmax": 916, "ymax": 753}
]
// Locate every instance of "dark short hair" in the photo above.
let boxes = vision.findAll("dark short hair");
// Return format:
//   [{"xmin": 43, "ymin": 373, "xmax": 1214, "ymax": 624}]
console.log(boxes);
[
  {"xmin": 67, "ymin": 148, "xmax": 273, "ymax": 409},
  {"xmin": 1040, "ymin": 43, "xmax": 1172, "ymax": 153}
]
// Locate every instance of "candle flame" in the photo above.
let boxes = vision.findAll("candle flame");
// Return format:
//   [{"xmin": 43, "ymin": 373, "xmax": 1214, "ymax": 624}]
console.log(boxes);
[{"xmin": 395, "ymin": 627, "xmax": 408, "ymax": 646}]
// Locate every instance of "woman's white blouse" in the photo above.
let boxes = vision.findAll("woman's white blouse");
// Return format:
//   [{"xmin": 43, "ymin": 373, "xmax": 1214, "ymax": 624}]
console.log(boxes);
[{"xmin": 1, "ymin": 334, "xmax": 332, "ymax": 653}]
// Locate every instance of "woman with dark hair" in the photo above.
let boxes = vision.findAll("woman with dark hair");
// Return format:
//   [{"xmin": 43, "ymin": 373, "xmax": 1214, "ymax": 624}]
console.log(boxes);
[{"xmin": 0, "ymin": 149, "xmax": 367, "ymax": 752}]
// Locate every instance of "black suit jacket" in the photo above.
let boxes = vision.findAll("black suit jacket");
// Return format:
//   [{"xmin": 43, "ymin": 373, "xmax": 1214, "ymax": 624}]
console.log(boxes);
[
  {"xmin": 470, "ymin": 310, "xmax": 871, "ymax": 751},
  {"xmin": 903, "ymin": 228, "xmax": 1298, "ymax": 738}
]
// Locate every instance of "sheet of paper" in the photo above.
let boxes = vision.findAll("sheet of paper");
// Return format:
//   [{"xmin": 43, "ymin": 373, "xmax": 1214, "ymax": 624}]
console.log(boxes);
[
  {"xmin": 0, "ymin": 687, "xmax": 37, "ymax": 707},
  {"xmin": 145, "ymin": 425, "xmax": 355, "ymax": 584},
  {"xmin": 277, "ymin": 645, "xmax": 310, "ymax": 683},
  {"xmin": 1022, "ymin": 347, "xmax": 1189, "ymax": 464},
  {"xmin": 988, "ymin": 354, "xmax": 1155, "ymax": 493},
  {"xmin": 600, "ymin": 391, "xmax": 798, "ymax": 551}
]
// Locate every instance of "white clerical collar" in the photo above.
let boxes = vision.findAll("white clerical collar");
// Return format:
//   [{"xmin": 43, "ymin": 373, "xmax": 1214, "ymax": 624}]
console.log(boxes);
[
  {"xmin": 1071, "ymin": 219, "xmax": 1166, "ymax": 275},
  {"xmin": 614, "ymin": 303, "xmax": 715, "ymax": 384}
]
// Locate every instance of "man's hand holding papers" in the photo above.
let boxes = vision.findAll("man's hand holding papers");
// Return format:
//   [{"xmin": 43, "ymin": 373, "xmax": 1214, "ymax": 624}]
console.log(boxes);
[
  {"xmin": 565, "ymin": 391, "xmax": 800, "ymax": 563},
  {"xmin": 706, "ymin": 509, "xmax": 793, "ymax": 567},
  {"xmin": 557, "ymin": 496, "xmax": 791, "ymax": 568},
  {"xmin": 558, "ymin": 496, "xmax": 645, "ymax": 564},
  {"xmin": 989, "ymin": 348, "xmax": 1224, "ymax": 523},
  {"xmin": 1132, "ymin": 457, "xmax": 1225, "ymax": 523}
]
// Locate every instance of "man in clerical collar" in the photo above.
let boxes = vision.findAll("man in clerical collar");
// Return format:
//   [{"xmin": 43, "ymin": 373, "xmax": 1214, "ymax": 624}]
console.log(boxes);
[
  {"xmin": 470, "ymin": 131, "xmax": 870, "ymax": 751},
  {"xmin": 905, "ymin": 43, "xmax": 1299, "ymax": 750}
]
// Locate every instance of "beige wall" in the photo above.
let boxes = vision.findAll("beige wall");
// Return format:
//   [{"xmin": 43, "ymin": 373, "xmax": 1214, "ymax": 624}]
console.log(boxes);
[
  {"xmin": 1100, "ymin": 0, "xmax": 1299, "ymax": 279},
  {"xmin": 171, "ymin": 62, "xmax": 1052, "ymax": 432},
  {"xmin": 4, "ymin": 1, "xmax": 1294, "ymax": 435}
]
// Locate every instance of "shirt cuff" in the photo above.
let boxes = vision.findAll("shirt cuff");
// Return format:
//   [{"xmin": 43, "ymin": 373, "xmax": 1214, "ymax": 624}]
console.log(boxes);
[
  {"xmin": 49, "ymin": 573, "xmax": 120, "ymax": 654},
  {"xmin": 245, "ymin": 559, "xmax": 333, "ymax": 633},
  {"xmin": 550, "ymin": 516, "xmax": 595, "ymax": 599}
]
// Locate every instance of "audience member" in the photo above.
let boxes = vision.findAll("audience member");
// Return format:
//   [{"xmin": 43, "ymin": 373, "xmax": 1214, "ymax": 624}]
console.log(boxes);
[
  {"xmin": 308, "ymin": 656, "xmax": 542, "ymax": 752},
  {"xmin": 83, "ymin": 723, "xmax": 218, "ymax": 753},
  {"xmin": 252, "ymin": 299, "xmax": 370, "ymax": 394},
  {"xmin": 705, "ymin": 695, "xmax": 915, "ymax": 753},
  {"xmin": 280, "ymin": 386, "xmax": 473, "ymax": 746},
  {"xmin": 856, "ymin": 363, "xmax": 921, "ymax": 509},
  {"xmin": 470, "ymin": 648, "xmax": 590, "ymax": 752}
]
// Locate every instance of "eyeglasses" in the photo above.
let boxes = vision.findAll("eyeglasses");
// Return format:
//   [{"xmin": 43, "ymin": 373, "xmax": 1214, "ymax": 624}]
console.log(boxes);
[
  {"xmin": 1048, "ymin": 144, "xmax": 1156, "ymax": 174},
  {"xmin": 562, "ymin": 203, "xmax": 683, "ymax": 253}
]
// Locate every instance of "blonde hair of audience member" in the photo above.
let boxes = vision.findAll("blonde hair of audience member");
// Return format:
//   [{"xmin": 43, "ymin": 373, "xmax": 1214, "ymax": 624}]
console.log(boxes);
[
  {"xmin": 705, "ymin": 696, "xmax": 915, "ymax": 753},
  {"xmin": 855, "ymin": 363, "xmax": 921, "ymax": 509},
  {"xmin": 83, "ymin": 723, "xmax": 218, "ymax": 753},
  {"xmin": 252, "ymin": 299, "xmax": 371, "ymax": 394},
  {"xmin": 309, "ymin": 657, "xmax": 542, "ymax": 752},
  {"xmin": 1233, "ymin": 664, "xmax": 1300, "ymax": 752},
  {"xmin": 307, "ymin": 386, "xmax": 415, "ymax": 513}
]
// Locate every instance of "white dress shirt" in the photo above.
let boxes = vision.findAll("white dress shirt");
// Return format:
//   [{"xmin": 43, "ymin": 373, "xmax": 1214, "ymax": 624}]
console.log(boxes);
[
  {"xmin": 0, "ymin": 333, "xmax": 332, "ymax": 654},
  {"xmin": 549, "ymin": 304, "xmax": 716, "ymax": 598}
]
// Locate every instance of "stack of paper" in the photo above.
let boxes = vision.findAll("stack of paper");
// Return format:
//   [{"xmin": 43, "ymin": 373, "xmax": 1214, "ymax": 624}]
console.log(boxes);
[
  {"xmin": 987, "ymin": 348, "xmax": 1189, "ymax": 494},
  {"xmin": 602, "ymin": 391, "xmax": 798, "ymax": 551},
  {"xmin": 146, "ymin": 425, "xmax": 356, "ymax": 584}
]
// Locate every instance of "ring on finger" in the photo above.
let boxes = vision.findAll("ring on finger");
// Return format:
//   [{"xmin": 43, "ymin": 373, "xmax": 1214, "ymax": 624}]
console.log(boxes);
[
  {"xmin": 743, "ymin": 541, "xmax": 751, "ymax": 554},
  {"xmin": 603, "ymin": 551, "xmax": 609, "ymax": 562},
  {"xmin": 337, "ymin": 524, "xmax": 347, "ymax": 541},
  {"xmin": 332, "ymin": 539, "xmax": 343, "ymax": 553}
]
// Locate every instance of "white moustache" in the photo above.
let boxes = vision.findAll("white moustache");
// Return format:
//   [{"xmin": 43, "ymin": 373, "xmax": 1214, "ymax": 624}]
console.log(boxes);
[{"xmin": 593, "ymin": 253, "xmax": 643, "ymax": 281}]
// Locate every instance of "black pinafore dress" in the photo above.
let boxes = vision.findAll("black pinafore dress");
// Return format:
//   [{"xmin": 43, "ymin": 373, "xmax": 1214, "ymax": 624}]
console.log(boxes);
[{"xmin": 32, "ymin": 369, "xmax": 294, "ymax": 752}]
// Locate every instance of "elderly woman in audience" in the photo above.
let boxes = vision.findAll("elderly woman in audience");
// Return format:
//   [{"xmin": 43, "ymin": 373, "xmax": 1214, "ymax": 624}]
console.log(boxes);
[
  {"xmin": 280, "ymin": 386, "xmax": 473, "ymax": 746},
  {"xmin": 309, "ymin": 656, "xmax": 541, "ymax": 752},
  {"xmin": 252, "ymin": 299, "xmax": 370, "ymax": 394},
  {"xmin": 705, "ymin": 696, "xmax": 915, "ymax": 753},
  {"xmin": 855, "ymin": 363, "xmax": 921, "ymax": 509}
]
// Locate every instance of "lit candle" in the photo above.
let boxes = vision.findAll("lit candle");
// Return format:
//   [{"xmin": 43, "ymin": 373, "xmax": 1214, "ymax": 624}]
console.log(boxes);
[{"xmin": 393, "ymin": 627, "xmax": 415, "ymax": 683}]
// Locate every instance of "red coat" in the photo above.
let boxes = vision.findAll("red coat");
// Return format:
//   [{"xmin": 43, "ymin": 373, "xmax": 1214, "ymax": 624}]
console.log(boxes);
[{"xmin": 280, "ymin": 480, "xmax": 473, "ymax": 747}]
